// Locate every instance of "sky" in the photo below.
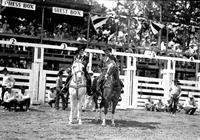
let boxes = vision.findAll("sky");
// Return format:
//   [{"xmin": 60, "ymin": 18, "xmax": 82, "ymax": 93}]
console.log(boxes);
[{"xmin": 95, "ymin": 0, "xmax": 118, "ymax": 9}]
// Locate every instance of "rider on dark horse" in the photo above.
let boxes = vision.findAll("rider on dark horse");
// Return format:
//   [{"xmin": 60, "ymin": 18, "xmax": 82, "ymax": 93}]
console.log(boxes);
[
  {"xmin": 64, "ymin": 45, "xmax": 92, "ymax": 96},
  {"xmin": 97, "ymin": 47, "xmax": 123, "ymax": 101}
]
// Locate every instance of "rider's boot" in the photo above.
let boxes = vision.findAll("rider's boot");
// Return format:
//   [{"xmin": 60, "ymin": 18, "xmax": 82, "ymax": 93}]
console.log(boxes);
[
  {"xmin": 118, "ymin": 95, "xmax": 122, "ymax": 102},
  {"xmin": 86, "ymin": 78, "xmax": 92, "ymax": 96}
]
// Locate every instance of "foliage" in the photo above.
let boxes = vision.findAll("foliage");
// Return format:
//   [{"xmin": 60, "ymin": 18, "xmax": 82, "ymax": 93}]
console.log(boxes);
[
  {"xmin": 109, "ymin": 0, "xmax": 200, "ymax": 48},
  {"xmin": 87, "ymin": 0, "xmax": 107, "ymax": 15}
]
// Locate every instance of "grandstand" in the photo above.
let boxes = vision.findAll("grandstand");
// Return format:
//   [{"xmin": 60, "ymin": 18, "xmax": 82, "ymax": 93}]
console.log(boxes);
[{"xmin": 0, "ymin": 0, "xmax": 199, "ymax": 80}]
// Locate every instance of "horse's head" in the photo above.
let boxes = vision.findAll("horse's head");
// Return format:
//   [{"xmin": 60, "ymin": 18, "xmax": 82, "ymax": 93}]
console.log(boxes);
[{"xmin": 71, "ymin": 60, "xmax": 85, "ymax": 81}]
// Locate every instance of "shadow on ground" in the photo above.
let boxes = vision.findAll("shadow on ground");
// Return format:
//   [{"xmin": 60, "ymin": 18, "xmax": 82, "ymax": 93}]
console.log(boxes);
[{"xmin": 86, "ymin": 118, "xmax": 159, "ymax": 129}]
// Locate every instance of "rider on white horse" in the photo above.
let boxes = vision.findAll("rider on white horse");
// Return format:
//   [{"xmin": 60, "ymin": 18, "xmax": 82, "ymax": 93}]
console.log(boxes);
[{"xmin": 64, "ymin": 45, "xmax": 92, "ymax": 96}]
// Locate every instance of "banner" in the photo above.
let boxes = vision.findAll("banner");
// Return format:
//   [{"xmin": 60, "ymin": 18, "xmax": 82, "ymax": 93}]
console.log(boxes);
[
  {"xmin": 150, "ymin": 21, "xmax": 165, "ymax": 34},
  {"xmin": 52, "ymin": 7, "xmax": 83, "ymax": 17},
  {"xmin": 2, "ymin": 0, "xmax": 36, "ymax": 11},
  {"xmin": 91, "ymin": 15, "xmax": 108, "ymax": 32}
]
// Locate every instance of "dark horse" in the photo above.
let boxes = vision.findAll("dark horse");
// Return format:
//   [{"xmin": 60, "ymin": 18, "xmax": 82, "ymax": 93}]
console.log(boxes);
[{"xmin": 92, "ymin": 65, "xmax": 121, "ymax": 126}]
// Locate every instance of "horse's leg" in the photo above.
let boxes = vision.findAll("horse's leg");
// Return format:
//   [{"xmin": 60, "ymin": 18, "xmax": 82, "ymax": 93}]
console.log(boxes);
[
  {"xmin": 111, "ymin": 100, "xmax": 118, "ymax": 126},
  {"xmin": 77, "ymin": 101, "xmax": 82, "ymax": 125},
  {"xmin": 77, "ymin": 94, "xmax": 84, "ymax": 125},
  {"xmin": 65, "ymin": 91, "xmax": 69, "ymax": 108},
  {"xmin": 102, "ymin": 99, "xmax": 108, "ymax": 126},
  {"xmin": 82, "ymin": 95, "xmax": 86, "ymax": 112},
  {"xmin": 93, "ymin": 95, "xmax": 99, "ymax": 121},
  {"xmin": 69, "ymin": 95, "xmax": 74, "ymax": 124}
]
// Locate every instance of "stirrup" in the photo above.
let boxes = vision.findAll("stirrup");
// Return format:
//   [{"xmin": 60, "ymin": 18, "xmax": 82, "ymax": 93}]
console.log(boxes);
[{"xmin": 118, "ymin": 96, "xmax": 122, "ymax": 102}]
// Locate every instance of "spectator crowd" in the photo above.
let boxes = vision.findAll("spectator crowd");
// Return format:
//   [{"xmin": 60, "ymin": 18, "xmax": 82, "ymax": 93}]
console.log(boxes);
[{"xmin": 0, "ymin": 68, "xmax": 31, "ymax": 112}]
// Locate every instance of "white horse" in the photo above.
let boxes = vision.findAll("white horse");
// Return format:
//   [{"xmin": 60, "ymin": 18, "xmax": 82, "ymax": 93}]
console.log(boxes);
[{"xmin": 68, "ymin": 60, "xmax": 87, "ymax": 125}]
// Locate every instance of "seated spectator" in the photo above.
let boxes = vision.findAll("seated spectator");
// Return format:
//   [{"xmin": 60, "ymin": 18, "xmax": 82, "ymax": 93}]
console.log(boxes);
[
  {"xmin": 16, "ymin": 86, "xmax": 31, "ymax": 112},
  {"xmin": 145, "ymin": 96, "xmax": 155, "ymax": 111},
  {"xmin": 47, "ymin": 87, "xmax": 56, "ymax": 108},
  {"xmin": 183, "ymin": 94, "xmax": 197, "ymax": 115},
  {"xmin": 155, "ymin": 98, "xmax": 166, "ymax": 112},
  {"xmin": 161, "ymin": 41, "xmax": 166, "ymax": 52},
  {"xmin": 185, "ymin": 45, "xmax": 197, "ymax": 58},
  {"xmin": 175, "ymin": 46, "xmax": 183, "ymax": 57},
  {"xmin": 77, "ymin": 33, "xmax": 87, "ymax": 42},
  {"xmin": 1, "ymin": 67, "xmax": 15, "ymax": 101},
  {"xmin": 168, "ymin": 40, "xmax": 175, "ymax": 49},
  {"xmin": 162, "ymin": 98, "xmax": 170, "ymax": 112},
  {"xmin": 2, "ymin": 86, "xmax": 17, "ymax": 111}
]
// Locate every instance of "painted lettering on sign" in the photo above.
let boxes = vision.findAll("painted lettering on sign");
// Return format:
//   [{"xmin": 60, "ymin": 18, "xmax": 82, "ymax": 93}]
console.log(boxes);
[
  {"xmin": 2, "ymin": 0, "xmax": 36, "ymax": 10},
  {"xmin": 52, "ymin": 7, "xmax": 83, "ymax": 17}
]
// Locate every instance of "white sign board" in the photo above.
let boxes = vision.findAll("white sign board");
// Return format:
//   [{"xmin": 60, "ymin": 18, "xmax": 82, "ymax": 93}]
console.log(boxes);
[
  {"xmin": 2, "ymin": 0, "xmax": 36, "ymax": 11},
  {"xmin": 52, "ymin": 7, "xmax": 83, "ymax": 17}
]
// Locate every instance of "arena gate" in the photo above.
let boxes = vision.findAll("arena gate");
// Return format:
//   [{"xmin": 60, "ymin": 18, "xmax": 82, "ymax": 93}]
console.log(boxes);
[{"xmin": 0, "ymin": 39, "xmax": 200, "ymax": 110}]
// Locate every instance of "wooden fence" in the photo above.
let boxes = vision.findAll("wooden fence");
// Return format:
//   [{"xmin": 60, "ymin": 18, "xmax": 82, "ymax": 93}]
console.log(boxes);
[{"xmin": 0, "ymin": 40, "xmax": 200, "ymax": 110}]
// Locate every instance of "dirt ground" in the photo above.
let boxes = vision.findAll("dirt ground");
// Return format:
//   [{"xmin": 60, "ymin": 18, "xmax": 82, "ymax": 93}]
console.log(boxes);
[{"xmin": 0, "ymin": 105, "xmax": 200, "ymax": 140}]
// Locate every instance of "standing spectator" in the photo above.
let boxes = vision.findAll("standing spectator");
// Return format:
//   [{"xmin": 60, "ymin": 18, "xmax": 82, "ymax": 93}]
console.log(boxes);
[
  {"xmin": 0, "ymin": 21, "xmax": 3, "ymax": 33},
  {"xmin": 168, "ymin": 79, "xmax": 182, "ymax": 115},
  {"xmin": 183, "ymin": 94, "xmax": 197, "ymax": 115},
  {"xmin": 55, "ymin": 70, "xmax": 66, "ymax": 110},
  {"xmin": 16, "ymin": 86, "xmax": 31, "ymax": 112},
  {"xmin": 2, "ymin": 85, "xmax": 17, "ymax": 111},
  {"xmin": 47, "ymin": 87, "xmax": 56, "ymax": 108},
  {"xmin": 2, "ymin": 20, "xmax": 9, "ymax": 33},
  {"xmin": 1, "ymin": 68, "xmax": 15, "ymax": 101},
  {"xmin": 145, "ymin": 96, "xmax": 155, "ymax": 111}
]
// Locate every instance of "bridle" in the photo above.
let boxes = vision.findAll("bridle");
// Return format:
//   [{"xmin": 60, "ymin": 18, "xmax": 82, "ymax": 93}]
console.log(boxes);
[{"xmin": 69, "ymin": 61, "xmax": 86, "ymax": 100}]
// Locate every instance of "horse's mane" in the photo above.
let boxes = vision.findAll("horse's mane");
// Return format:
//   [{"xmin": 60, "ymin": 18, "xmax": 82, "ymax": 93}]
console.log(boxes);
[
  {"xmin": 108, "ymin": 65, "xmax": 120, "ymax": 80},
  {"xmin": 73, "ymin": 59, "xmax": 82, "ymax": 65}
]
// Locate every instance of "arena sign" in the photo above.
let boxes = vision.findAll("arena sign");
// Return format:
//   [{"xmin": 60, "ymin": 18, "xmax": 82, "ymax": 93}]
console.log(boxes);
[
  {"xmin": 52, "ymin": 7, "xmax": 83, "ymax": 17},
  {"xmin": 1, "ymin": 0, "xmax": 36, "ymax": 11}
]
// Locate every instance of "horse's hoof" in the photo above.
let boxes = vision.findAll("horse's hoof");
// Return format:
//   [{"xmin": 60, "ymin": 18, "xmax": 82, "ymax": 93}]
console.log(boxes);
[{"xmin": 102, "ymin": 123, "xmax": 106, "ymax": 126}]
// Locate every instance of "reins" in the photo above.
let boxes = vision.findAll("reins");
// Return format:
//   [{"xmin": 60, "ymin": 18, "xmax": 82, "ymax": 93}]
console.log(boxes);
[{"xmin": 69, "ymin": 62, "xmax": 86, "ymax": 100}]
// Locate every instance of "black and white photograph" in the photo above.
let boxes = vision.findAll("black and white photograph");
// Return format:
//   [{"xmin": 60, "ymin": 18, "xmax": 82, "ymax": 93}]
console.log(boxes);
[{"xmin": 0, "ymin": 0, "xmax": 200, "ymax": 139}]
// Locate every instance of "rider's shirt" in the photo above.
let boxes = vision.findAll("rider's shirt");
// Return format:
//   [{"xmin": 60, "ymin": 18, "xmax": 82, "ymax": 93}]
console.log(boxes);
[
  {"xmin": 169, "ymin": 84, "xmax": 181, "ymax": 98},
  {"xmin": 109, "ymin": 54, "xmax": 117, "ymax": 63},
  {"xmin": 99, "ymin": 55, "xmax": 116, "ymax": 76},
  {"xmin": 56, "ymin": 76, "xmax": 63, "ymax": 88},
  {"xmin": 2, "ymin": 74, "xmax": 15, "ymax": 88}
]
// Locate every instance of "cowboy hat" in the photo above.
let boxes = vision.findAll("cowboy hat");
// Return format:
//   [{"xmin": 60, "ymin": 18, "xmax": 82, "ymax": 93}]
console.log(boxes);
[
  {"xmin": 173, "ymin": 79, "xmax": 180, "ymax": 83},
  {"xmin": 75, "ymin": 45, "xmax": 86, "ymax": 55},
  {"xmin": 1, "ymin": 67, "xmax": 8, "ymax": 73},
  {"xmin": 103, "ymin": 47, "xmax": 112, "ymax": 53},
  {"xmin": 6, "ymin": 83, "xmax": 13, "ymax": 89},
  {"xmin": 57, "ymin": 69, "xmax": 65, "ymax": 76},
  {"xmin": 88, "ymin": 70, "xmax": 94, "ymax": 75}
]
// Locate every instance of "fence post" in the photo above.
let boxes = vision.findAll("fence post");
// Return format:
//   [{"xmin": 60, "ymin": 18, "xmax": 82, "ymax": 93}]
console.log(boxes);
[
  {"xmin": 197, "ymin": 73, "xmax": 200, "ymax": 111},
  {"xmin": 124, "ymin": 56, "xmax": 137, "ymax": 109},
  {"xmin": 38, "ymin": 70, "xmax": 46, "ymax": 104},
  {"xmin": 161, "ymin": 60, "xmax": 175, "ymax": 102},
  {"xmin": 88, "ymin": 52, "xmax": 93, "ymax": 72},
  {"xmin": 30, "ymin": 47, "xmax": 44, "ymax": 105},
  {"xmin": 30, "ymin": 63, "xmax": 40, "ymax": 104}
]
